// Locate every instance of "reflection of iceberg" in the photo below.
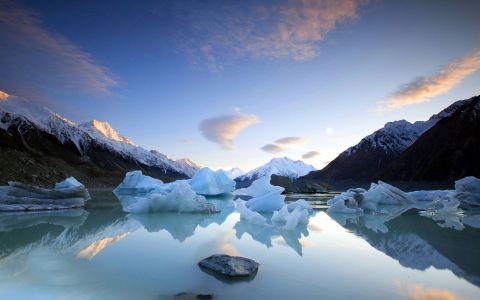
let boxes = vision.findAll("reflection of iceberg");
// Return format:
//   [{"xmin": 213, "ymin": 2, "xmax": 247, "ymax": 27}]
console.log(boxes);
[
  {"xmin": 0, "ymin": 177, "xmax": 90, "ymax": 211},
  {"xmin": 234, "ymin": 215, "xmax": 311, "ymax": 256},
  {"xmin": 129, "ymin": 204, "xmax": 234, "ymax": 242},
  {"xmin": 190, "ymin": 167, "xmax": 235, "ymax": 196},
  {"xmin": 331, "ymin": 210, "xmax": 480, "ymax": 287},
  {"xmin": 114, "ymin": 172, "xmax": 215, "ymax": 213}
]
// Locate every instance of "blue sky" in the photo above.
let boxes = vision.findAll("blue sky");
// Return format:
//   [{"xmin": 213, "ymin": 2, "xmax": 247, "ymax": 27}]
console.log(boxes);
[{"xmin": 1, "ymin": 0, "xmax": 479, "ymax": 170}]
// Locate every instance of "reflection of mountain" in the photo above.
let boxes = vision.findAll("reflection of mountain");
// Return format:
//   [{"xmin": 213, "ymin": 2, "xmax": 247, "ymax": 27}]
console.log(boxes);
[
  {"xmin": 234, "ymin": 213, "xmax": 313, "ymax": 256},
  {"xmin": 334, "ymin": 210, "xmax": 480, "ymax": 287}
]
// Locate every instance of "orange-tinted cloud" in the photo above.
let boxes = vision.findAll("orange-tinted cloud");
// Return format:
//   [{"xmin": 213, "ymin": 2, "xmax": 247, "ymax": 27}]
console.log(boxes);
[
  {"xmin": 0, "ymin": 0, "xmax": 116, "ymax": 96},
  {"xmin": 275, "ymin": 136, "xmax": 308, "ymax": 145},
  {"xmin": 380, "ymin": 49, "xmax": 480, "ymax": 111},
  {"xmin": 176, "ymin": 0, "xmax": 364, "ymax": 71},
  {"xmin": 199, "ymin": 112, "xmax": 259, "ymax": 150},
  {"xmin": 0, "ymin": 90, "xmax": 9, "ymax": 100}
]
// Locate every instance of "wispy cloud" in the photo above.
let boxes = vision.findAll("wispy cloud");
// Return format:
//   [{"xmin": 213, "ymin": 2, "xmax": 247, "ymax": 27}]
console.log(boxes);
[
  {"xmin": 178, "ymin": 138, "xmax": 194, "ymax": 144},
  {"xmin": 0, "ymin": 0, "xmax": 116, "ymax": 98},
  {"xmin": 0, "ymin": 90, "xmax": 9, "ymax": 100},
  {"xmin": 261, "ymin": 144, "xmax": 285, "ymax": 154},
  {"xmin": 173, "ymin": 0, "xmax": 364, "ymax": 71},
  {"xmin": 199, "ymin": 112, "xmax": 259, "ymax": 150},
  {"xmin": 275, "ymin": 136, "xmax": 308, "ymax": 145},
  {"xmin": 302, "ymin": 151, "xmax": 320, "ymax": 159},
  {"xmin": 380, "ymin": 49, "xmax": 480, "ymax": 111}
]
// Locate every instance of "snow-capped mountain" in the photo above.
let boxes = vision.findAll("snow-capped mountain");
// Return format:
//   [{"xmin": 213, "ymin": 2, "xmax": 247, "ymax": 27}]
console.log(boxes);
[
  {"xmin": 0, "ymin": 92, "xmax": 199, "ymax": 179},
  {"xmin": 237, "ymin": 157, "xmax": 315, "ymax": 181},
  {"xmin": 302, "ymin": 96, "xmax": 478, "ymax": 183},
  {"xmin": 222, "ymin": 167, "xmax": 245, "ymax": 179}
]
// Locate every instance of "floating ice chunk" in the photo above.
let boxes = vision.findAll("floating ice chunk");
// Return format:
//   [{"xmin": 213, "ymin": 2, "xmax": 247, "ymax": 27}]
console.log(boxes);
[
  {"xmin": 419, "ymin": 196, "xmax": 464, "ymax": 230},
  {"xmin": 118, "ymin": 180, "xmax": 215, "ymax": 214},
  {"xmin": 0, "ymin": 177, "xmax": 90, "ymax": 211},
  {"xmin": 287, "ymin": 199, "xmax": 313, "ymax": 213},
  {"xmin": 236, "ymin": 175, "xmax": 284, "ymax": 197},
  {"xmin": 245, "ymin": 189, "xmax": 285, "ymax": 213},
  {"xmin": 454, "ymin": 176, "xmax": 480, "ymax": 207},
  {"xmin": 235, "ymin": 199, "xmax": 267, "ymax": 226},
  {"xmin": 327, "ymin": 197, "xmax": 364, "ymax": 214},
  {"xmin": 408, "ymin": 190, "xmax": 453, "ymax": 201},
  {"xmin": 363, "ymin": 181, "xmax": 415, "ymax": 206},
  {"xmin": 190, "ymin": 168, "xmax": 235, "ymax": 196},
  {"xmin": 113, "ymin": 170, "xmax": 163, "ymax": 194},
  {"xmin": 272, "ymin": 205, "xmax": 309, "ymax": 230}
]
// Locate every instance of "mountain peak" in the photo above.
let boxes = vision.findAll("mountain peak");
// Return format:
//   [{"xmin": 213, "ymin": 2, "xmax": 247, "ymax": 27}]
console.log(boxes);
[
  {"xmin": 238, "ymin": 157, "xmax": 315, "ymax": 181},
  {"xmin": 80, "ymin": 119, "xmax": 134, "ymax": 145}
]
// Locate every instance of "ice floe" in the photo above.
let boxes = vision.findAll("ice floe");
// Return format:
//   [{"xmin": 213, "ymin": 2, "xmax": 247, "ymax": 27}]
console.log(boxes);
[
  {"xmin": 189, "ymin": 168, "xmax": 235, "ymax": 196},
  {"xmin": 113, "ymin": 170, "xmax": 163, "ymax": 194},
  {"xmin": 0, "ymin": 177, "xmax": 90, "ymax": 211}
]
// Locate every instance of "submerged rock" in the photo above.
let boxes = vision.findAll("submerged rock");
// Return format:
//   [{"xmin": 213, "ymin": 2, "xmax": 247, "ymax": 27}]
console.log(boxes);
[{"xmin": 198, "ymin": 254, "xmax": 259, "ymax": 278}]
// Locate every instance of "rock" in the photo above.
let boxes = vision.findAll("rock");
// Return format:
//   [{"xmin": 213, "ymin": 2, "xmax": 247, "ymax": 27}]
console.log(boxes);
[{"xmin": 198, "ymin": 254, "xmax": 259, "ymax": 278}]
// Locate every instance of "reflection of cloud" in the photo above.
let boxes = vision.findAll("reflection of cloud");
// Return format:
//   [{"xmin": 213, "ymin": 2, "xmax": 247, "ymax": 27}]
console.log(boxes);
[
  {"xmin": 77, "ymin": 233, "xmax": 128, "ymax": 260},
  {"xmin": 380, "ymin": 49, "xmax": 480, "ymax": 111},
  {"xmin": 396, "ymin": 283, "xmax": 465, "ymax": 300},
  {"xmin": 0, "ymin": 0, "xmax": 116, "ymax": 98},
  {"xmin": 214, "ymin": 230, "xmax": 239, "ymax": 256},
  {"xmin": 302, "ymin": 151, "xmax": 320, "ymax": 159},
  {"xmin": 174, "ymin": 0, "xmax": 363, "ymax": 71},
  {"xmin": 199, "ymin": 112, "xmax": 259, "ymax": 150},
  {"xmin": 275, "ymin": 136, "xmax": 307, "ymax": 145},
  {"xmin": 261, "ymin": 143, "xmax": 285, "ymax": 154}
]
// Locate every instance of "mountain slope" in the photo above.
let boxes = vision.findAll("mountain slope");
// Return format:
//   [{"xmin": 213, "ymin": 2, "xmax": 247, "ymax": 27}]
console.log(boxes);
[
  {"xmin": 381, "ymin": 96, "xmax": 480, "ymax": 181},
  {"xmin": 0, "ymin": 93, "xmax": 199, "ymax": 186},
  {"xmin": 235, "ymin": 157, "xmax": 315, "ymax": 188},
  {"xmin": 302, "ymin": 98, "xmax": 472, "ymax": 183}
]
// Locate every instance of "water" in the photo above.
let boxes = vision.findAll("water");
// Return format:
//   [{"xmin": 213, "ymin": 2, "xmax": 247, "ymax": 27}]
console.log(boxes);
[{"xmin": 0, "ymin": 192, "xmax": 479, "ymax": 299}]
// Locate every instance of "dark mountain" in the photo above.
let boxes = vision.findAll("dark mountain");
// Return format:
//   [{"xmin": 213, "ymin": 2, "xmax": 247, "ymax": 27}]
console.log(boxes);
[
  {"xmin": 297, "ymin": 95, "xmax": 479, "ymax": 191},
  {"xmin": 381, "ymin": 96, "xmax": 480, "ymax": 181}
]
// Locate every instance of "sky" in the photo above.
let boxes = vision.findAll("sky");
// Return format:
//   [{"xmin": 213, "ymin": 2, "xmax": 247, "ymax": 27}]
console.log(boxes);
[{"xmin": 1, "ymin": 0, "xmax": 479, "ymax": 170}]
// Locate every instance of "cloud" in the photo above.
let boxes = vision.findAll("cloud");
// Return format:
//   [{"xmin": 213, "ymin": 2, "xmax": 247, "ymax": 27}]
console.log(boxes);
[
  {"xmin": 380, "ymin": 49, "xmax": 480, "ymax": 110},
  {"xmin": 0, "ymin": 90, "xmax": 9, "ymax": 100},
  {"xmin": 302, "ymin": 151, "xmax": 321, "ymax": 159},
  {"xmin": 275, "ymin": 136, "xmax": 308, "ymax": 145},
  {"xmin": 178, "ymin": 138, "xmax": 193, "ymax": 144},
  {"xmin": 172, "ymin": 0, "xmax": 363, "ymax": 71},
  {"xmin": 261, "ymin": 144, "xmax": 285, "ymax": 154},
  {"xmin": 0, "ymin": 0, "xmax": 116, "ymax": 98},
  {"xmin": 199, "ymin": 112, "xmax": 259, "ymax": 150}
]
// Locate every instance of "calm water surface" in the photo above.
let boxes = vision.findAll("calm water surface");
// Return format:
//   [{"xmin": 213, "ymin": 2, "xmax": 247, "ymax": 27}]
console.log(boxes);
[{"xmin": 0, "ymin": 191, "xmax": 478, "ymax": 299}]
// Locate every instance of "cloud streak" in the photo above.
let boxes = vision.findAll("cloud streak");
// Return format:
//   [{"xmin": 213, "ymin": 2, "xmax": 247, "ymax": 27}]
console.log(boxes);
[
  {"xmin": 0, "ymin": 0, "xmax": 116, "ymax": 98},
  {"xmin": 302, "ymin": 151, "xmax": 320, "ymax": 159},
  {"xmin": 173, "ymin": 0, "xmax": 363, "ymax": 71},
  {"xmin": 261, "ymin": 144, "xmax": 285, "ymax": 154},
  {"xmin": 199, "ymin": 112, "xmax": 259, "ymax": 150},
  {"xmin": 380, "ymin": 49, "xmax": 480, "ymax": 110},
  {"xmin": 275, "ymin": 136, "xmax": 308, "ymax": 145}
]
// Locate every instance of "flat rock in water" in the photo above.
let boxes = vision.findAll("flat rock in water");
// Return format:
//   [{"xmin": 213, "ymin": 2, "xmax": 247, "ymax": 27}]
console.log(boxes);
[{"xmin": 198, "ymin": 254, "xmax": 259, "ymax": 278}]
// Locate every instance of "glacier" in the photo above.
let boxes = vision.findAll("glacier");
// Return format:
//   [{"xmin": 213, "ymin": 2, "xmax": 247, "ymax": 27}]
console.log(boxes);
[
  {"xmin": 0, "ymin": 177, "xmax": 90, "ymax": 211},
  {"xmin": 189, "ymin": 168, "xmax": 235, "ymax": 196}
]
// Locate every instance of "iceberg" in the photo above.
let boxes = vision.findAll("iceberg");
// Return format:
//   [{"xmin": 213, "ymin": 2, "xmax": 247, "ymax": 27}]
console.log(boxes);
[
  {"xmin": 189, "ymin": 168, "xmax": 235, "ymax": 196},
  {"xmin": 287, "ymin": 199, "xmax": 313, "ymax": 213},
  {"xmin": 0, "ymin": 177, "xmax": 90, "ymax": 211},
  {"xmin": 113, "ymin": 170, "xmax": 163, "ymax": 194},
  {"xmin": 245, "ymin": 189, "xmax": 285, "ymax": 213},
  {"xmin": 115, "ymin": 180, "xmax": 215, "ymax": 214},
  {"xmin": 235, "ymin": 175, "xmax": 284, "ymax": 197},
  {"xmin": 454, "ymin": 176, "xmax": 480, "ymax": 208},
  {"xmin": 235, "ymin": 199, "xmax": 267, "ymax": 226}
]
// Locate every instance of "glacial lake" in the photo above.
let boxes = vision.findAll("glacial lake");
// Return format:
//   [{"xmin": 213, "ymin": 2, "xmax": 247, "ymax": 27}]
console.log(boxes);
[{"xmin": 0, "ymin": 191, "xmax": 479, "ymax": 300}]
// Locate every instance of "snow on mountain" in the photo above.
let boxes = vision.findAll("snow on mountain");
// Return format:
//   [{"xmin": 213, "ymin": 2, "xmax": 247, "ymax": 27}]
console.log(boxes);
[
  {"xmin": 222, "ymin": 167, "xmax": 245, "ymax": 179},
  {"xmin": 345, "ymin": 99, "xmax": 468, "ymax": 157},
  {"xmin": 0, "ymin": 93, "xmax": 199, "ymax": 177},
  {"xmin": 237, "ymin": 157, "xmax": 315, "ymax": 181},
  {"xmin": 79, "ymin": 120, "xmax": 134, "ymax": 145}
]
